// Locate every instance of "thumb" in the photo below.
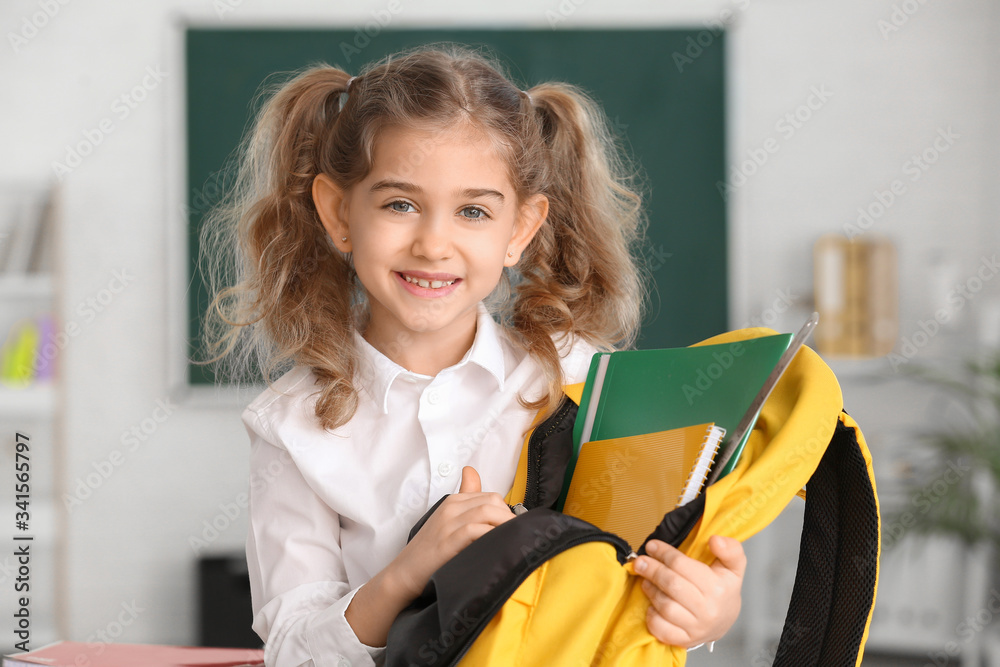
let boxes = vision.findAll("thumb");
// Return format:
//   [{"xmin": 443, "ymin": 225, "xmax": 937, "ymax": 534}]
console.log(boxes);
[
  {"xmin": 459, "ymin": 466, "xmax": 482, "ymax": 494},
  {"xmin": 708, "ymin": 535, "xmax": 746, "ymax": 578}
]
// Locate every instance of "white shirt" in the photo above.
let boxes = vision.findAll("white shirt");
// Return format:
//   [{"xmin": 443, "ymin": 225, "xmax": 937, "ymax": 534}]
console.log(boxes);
[{"xmin": 243, "ymin": 305, "xmax": 597, "ymax": 667}]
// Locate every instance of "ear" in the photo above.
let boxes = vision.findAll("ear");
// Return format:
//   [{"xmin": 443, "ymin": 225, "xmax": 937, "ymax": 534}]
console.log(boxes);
[
  {"xmin": 505, "ymin": 194, "xmax": 548, "ymax": 267},
  {"xmin": 312, "ymin": 173, "xmax": 352, "ymax": 253}
]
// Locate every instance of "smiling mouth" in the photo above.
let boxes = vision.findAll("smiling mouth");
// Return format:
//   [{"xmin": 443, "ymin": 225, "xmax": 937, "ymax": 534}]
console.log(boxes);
[{"xmin": 399, "ymin": 273, "xmax": 457, "ymax": 290}]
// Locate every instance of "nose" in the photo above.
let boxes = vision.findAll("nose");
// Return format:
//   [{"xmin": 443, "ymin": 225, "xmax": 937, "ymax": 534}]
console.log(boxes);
[{"xmin": 410, "ymin": 213, "xmax": 453, "ymax": 261}]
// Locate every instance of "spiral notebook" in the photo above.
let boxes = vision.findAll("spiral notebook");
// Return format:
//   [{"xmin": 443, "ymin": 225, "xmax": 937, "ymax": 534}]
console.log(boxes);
[{"xmin": 562, "ymin": 422, "xmax": 725, "ymax": 550}]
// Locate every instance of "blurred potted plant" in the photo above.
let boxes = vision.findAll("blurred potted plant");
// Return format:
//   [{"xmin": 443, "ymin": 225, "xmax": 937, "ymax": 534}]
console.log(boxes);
[{"xmin": 891, "ymin": 352, "xmax": 1000, "ymax": 554}]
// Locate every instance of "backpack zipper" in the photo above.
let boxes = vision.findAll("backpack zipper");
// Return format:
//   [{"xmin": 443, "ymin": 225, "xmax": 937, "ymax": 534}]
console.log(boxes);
[{"xmin": 521, "ymin": 398, "xmax": 574, "ymax": 509}]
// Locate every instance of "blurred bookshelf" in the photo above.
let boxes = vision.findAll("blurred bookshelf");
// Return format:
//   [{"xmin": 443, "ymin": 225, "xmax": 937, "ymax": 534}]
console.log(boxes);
[{"xmin": 0, "ymin": 181, "xmax": 60, "ymax": 651}]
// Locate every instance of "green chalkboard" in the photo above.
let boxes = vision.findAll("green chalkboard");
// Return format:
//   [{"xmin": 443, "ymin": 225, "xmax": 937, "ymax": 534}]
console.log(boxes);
[{"xmin": 186, "ymin": 28, "xmax": 726, "ymax": 384}]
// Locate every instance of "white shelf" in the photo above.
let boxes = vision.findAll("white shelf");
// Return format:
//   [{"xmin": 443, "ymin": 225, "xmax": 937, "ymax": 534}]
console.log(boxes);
[
  {"xmin": 823, "ymin": 355, "xmax": 893, "ymax": 379},
  {"xmin": 0, "ymin": 384, "xmax": 56, "ymax": 418},
  {"xmin": 0, "ymin": 273, "xmax": 54, "ymax": 299}
]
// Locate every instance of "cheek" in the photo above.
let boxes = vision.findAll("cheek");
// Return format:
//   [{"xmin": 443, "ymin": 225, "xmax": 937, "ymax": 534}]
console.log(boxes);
[
  {"xmin": 347, "ymin": 238, "xmax": 392, "ymax": 291},
  {"xmin": 478, "ymin": 239, "xmax": 512, "ymax": 274},
  {"xmin": 351, "ymin": 223, "xmax": 404, "ymax": 260}
]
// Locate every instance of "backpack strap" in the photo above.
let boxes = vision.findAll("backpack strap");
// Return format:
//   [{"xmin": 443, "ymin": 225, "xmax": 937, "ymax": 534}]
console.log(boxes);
[
  {"xmin": 388, "ymin": 509, "xmax": 634, "ymax": 666},
  {"xmin": 773, "ymin": 411, "xmax": 880, "ymax": 666}
]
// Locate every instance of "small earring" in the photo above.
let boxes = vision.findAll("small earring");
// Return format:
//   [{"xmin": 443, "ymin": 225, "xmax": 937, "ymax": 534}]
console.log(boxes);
[
  {"xmin": 342, "ymin": 237, "xmax": 348, "ymax": 242},
  {"xmin": 507, "ymin": 251, "xmax": 514, "ymax": 258}
]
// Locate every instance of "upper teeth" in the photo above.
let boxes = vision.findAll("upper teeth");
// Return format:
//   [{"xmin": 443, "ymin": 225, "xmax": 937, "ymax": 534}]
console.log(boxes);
[{"xmin": 403, "ymin": 274, "xmax": 455, "ymax": 289}]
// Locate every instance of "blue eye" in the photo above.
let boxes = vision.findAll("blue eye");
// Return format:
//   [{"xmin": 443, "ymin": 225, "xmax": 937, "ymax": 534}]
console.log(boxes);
[
  {"xmin": 387, "ymin": 200, "xmax": 415, "ymax": 214},
  {"xmin": 461, "ymin": 206, "xmax": 489, "ymax": 221}
]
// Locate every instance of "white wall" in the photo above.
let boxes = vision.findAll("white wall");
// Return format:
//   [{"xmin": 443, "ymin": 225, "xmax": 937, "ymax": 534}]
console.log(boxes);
[
  {"xmin": 2, "ymin": 0, "xmax": 997, "ymax": 649},
  {"xmin": 729, "ymin": 0, "xmax": 1000, "ymax": 336}
]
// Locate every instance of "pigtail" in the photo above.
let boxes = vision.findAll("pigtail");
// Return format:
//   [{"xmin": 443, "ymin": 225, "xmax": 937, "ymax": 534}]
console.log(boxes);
[
  {"xmin": 511, "ymin": 83, "xmax": 646, "ymax": 418},
  {"xmin": 198, "ymin": 65, "xmax": 362, "ymax": 430}
]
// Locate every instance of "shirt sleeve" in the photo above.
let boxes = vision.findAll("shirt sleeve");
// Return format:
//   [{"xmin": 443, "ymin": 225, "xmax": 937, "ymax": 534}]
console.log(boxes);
[{"xmin": 244, "ymin": 409, "xmax": 386, "ymax": 667}]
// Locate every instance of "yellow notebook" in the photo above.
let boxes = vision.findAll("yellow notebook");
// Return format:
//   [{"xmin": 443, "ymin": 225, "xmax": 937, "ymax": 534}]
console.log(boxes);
[{"xmin": 562, "ymin": 422, "xmax": 725, "ymax": 550}]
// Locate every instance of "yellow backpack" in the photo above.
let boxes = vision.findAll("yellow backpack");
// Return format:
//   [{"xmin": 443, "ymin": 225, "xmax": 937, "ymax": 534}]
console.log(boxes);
[{"xmin": 386, "ymin": 328, "xmax": 881, "ymax": 666}]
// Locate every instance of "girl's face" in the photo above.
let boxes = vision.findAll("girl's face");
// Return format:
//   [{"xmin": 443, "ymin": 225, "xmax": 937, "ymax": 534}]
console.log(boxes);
[{"xmin": 313, "ymin": 123, "xmax": 547, "ymax": 359}]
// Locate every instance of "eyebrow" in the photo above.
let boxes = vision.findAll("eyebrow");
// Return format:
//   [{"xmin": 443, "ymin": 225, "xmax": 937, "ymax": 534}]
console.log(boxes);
[{"xmin": 369, "ymin": 179, "xmax": 505, "ymax": 203}]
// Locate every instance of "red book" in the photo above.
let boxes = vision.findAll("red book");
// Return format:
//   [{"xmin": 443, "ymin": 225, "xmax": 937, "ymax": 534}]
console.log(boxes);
[{"xmin": 3, "ymin": 642, "xmax": 264, "ymax": 667}]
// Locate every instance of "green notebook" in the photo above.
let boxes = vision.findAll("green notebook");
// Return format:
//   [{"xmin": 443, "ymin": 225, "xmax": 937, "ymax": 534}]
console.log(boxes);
[{"xmin": 558, "ymin": 333, "xmax": 792, "ymax": 511}]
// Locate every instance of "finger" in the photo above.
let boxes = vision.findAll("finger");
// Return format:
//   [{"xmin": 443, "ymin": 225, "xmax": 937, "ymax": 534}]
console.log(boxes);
[
  {"xmin": 644, "ymin": 540, "xmax": 712, "ymax": 590},
  {"xmin": 708, "ymin": 535, "xmax": 747, "ymax": 578},
  {"xmin": 444, "ymin": 490, "xmax": 513, "ymax": 514},
  {"xmin": 639, "ymin": 575, "xmax": 699, "ymax": 625},
  {"xmin": 440, "ymin": 520, "xmax": 500, "ymax": 556},
  {"xmin": 459, "ymin": 466, "xmax": 482, "ymax": 494},
  {"xmin": 635, "ymin": 555, "xmax": 704, "ymax": 619},
  {"xmin": 442, "ymin": 504, "xmax": 516, "ymax": 552},
  {"xmin": 456, "ymin": 500, "xmax": 516, "ymax": 528},
  {"xmin": 644, "ymin": 603, "xmax": 694, "ymax": 647}
]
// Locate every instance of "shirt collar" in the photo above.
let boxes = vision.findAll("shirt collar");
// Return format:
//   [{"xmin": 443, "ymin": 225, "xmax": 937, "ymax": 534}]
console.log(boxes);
[{"xmin": 355, "ymin": 304, "xmax": 507, "ymax": 414}]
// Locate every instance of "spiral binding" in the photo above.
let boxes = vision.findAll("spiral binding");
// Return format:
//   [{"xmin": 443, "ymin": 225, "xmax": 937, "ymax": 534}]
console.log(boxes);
[{"xmin": 677, "ymin": 425, "xmax": 726, "ymax": 507}]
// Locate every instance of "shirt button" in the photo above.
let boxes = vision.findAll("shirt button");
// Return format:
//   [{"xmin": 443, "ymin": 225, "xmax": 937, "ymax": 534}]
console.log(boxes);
[
  {"xmin": 337, "ymin": 657, "xmax": 351, "ymax": 667},
  {"xmin": 438, "ymin": 462, "xmax": 455, "ymax": 477},
  {"xmin": 427, "ymin": 389, "xmax": 441, "ymax": 404}
]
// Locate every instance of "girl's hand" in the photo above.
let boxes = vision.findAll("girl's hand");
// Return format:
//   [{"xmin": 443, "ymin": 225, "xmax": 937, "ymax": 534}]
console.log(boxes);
[
  {"xmin": 633, "ymin": 535, "xmax": 746, "ymax": 648},
  {"xmin": 389, "ymin": 466, "xmax": 514, "ymax": 600}
]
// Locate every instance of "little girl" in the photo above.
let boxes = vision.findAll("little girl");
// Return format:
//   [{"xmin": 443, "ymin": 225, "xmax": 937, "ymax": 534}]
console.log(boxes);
[{"xmin": 200, "ymin": 44, "xmax": 745, "ymax": 666}]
